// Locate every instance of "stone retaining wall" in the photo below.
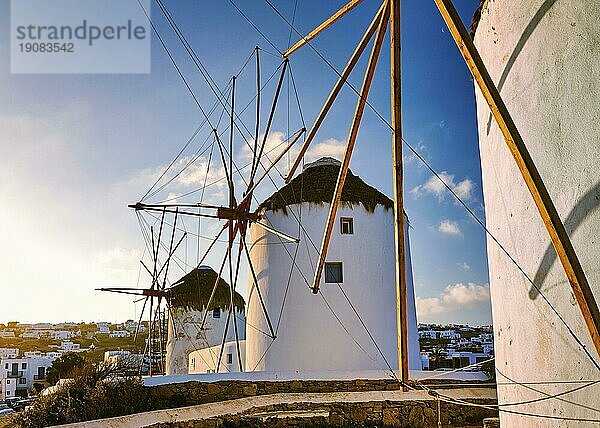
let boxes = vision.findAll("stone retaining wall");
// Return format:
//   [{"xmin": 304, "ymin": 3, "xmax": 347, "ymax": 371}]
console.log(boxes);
[{"xmin": 148, "ymin": 398, "xmax": 498, "ymax": 427}]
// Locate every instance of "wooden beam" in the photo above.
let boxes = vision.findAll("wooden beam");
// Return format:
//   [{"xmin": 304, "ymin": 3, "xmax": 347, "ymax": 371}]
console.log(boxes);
[
  {"xmin": 253, "ymin": 46, "xmax": 260, "ymax": 177},
  {"xmin": 285, "ymin": 1, "xmax": 387, "ymax": 183},
  {"xmin": 283, "ymin": 0, "xmax": 366, "ymax": 57},
  {"xmin": 390, "ymin": 0, "xmax": 409, "ymax": 389},
  {"xmin": 433, "ymin": 0, "xmax": 600, "ymax": 356},
  {"xmin": 311, "ymin": 0, "xmax": 390, "ymax": 294},
  {"xmin": 216, "ymin": 207, "xmax": 259, "ymax": 222},
  {"xmin": 229, "ymin": 76, "xmax": 236, "ymax": 209}
]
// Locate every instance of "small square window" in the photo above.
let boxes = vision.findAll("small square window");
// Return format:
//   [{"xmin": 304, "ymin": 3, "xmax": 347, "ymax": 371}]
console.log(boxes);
[
  {"xmin": 19, "ymin": 378, "xmax": 26, "ymax": 385},
  {"xmin": 22, "ymin": 363, "xmax": 27, "ymax": 369},
  {"xmin": 6, "ymin": 379, "xmax": 10, "ymax": 384},
  {"xmin": 227, "ymin": 353, "xmax": 233, "ymax": 364},
  {"xmin": 213, "ymin": 308, "xmax": 221, "ymax": 318},
  {"xmin": 325, "ymin": 262, "xmax": 343, "ymax": 283},
  {"xmin": 340, "ymin": 217, "xmax": 354, "ymax": 235}
]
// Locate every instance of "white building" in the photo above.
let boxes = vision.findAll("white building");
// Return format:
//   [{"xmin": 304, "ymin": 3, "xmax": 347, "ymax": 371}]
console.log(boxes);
[
  {"xmin": 95, "ymin": 322, "xmax": 110, "ymax": 334},
  {"xmin": 473, "ymin": 1, "xmax": 600, "ymax": 424},
  {"xmin": 31, "ymin": 323, "xmax": 53, "ymax": 330},
  {"xmin": 419, "ymin": 330, "xmax": 438, "ymax": 340},
  {"xmin": 439, "ymin": 330, "xmax": 460, "ymax": 340},
  {"xmin": 189, "ymin": 340, "xmax": 246, "ymax": 374},
  {"xmin": 481, "ymin": 343, "xmax": 494, "ymax": 355},
  {"xmin": 58, "ymin": 341, "xmax": 82, "ymax": 352},
  {"xmin": 0, "ymin": 357, "xmax": 53, "ymax": 399},
  {"xmin": 0, "ymin": 349, "xmax": 19, "ymax": 359},
  {"xmin": 109, "ymin": 330, "xmax": 131, "ymax": 338},
  {"xmin": 449, "ymin": 352, "xmax": 490, "ymax": 370},
  {"xmin": 51, "ymin": 331, "xmax": 73, "ymax": 340},
  {"xmin": 246, "ymin": 158, "xmax": 420, "ymax": 373},
  {"xmin": 0, "ymin": 331, "xmax": 15, "ymax": 338},
  {"xmin": 420, "ymin": 353, "xmax": 430, "ymax": 371},
  {"xmin": 20, "ymin": 331, "xmax": 45, "ymax": 339},
  {"xmin": 104, "ymin": 350, "xmax": 131, "ymax": 364},
  {"xmin": 124, "ymin": 320, "xmax": 141, "ymax": 332},
  {"xmin": 165, "ymin": 266, "xmax": 245, "ymax": 375}
]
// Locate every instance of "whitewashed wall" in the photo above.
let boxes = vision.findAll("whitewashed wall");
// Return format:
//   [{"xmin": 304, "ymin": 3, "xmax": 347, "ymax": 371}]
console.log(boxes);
[
  {"xmin": 188, "ymin": 340, "xmax": 246, "ymax": 374},
  {"xmin": 166, "ymin": 307, "xmax": 245, "ymax": 375},
  {"xmin": 474, "ymin": 1, "xmax": 600, "ymax": 425},
  {"xmin": 246, "ymin": 202, "xmax": 420, "ymax": 373}
]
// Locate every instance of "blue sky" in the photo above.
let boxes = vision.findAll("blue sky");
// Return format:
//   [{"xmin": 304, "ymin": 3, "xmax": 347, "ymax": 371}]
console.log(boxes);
[{"xmin": 0, "ymin": 0, "xmax": 492, "ymax": 325}]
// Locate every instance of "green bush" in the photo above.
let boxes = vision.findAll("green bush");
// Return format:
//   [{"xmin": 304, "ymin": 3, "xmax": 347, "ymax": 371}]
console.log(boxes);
[
  {"xmin": 10, "ymin": 363, "xmax": 153, "ymax": 428},
  {"xmin": 45, "ymin": 353, "xmax": 86, "ymax": 385}
]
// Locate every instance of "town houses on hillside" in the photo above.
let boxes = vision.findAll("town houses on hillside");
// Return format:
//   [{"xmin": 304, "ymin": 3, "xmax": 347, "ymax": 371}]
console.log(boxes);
[
  {"xmin": 417, "ymin": 324, "xmax": 494, "ymax": 371},
  {"xmin": 0, "ymin": 320, "xmax": 149, "ymax": 399}
]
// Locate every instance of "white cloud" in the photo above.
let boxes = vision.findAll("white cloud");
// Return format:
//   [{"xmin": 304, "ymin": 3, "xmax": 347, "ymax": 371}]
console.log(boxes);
[
  {"xmin": 410, "ymin": 171, "xmax": 474, "ymax": 201},
  {"xmin": 307, "ymin": 138, "xmax": 345, "ymax": 160},
  {"xmin": 416, "ymin": 283, "xmax": 490, "ymax": 318},
  {"xmin": 97, "ymin": 246, "xmax": 142, "ymax": 271},
  {"xmin": 438, "ymin": 219, "xmax": 461, "ymax": 236},
  {"xmin": 453, "ymin": 178, "xmax": 474, "ymax": 200},
  {"xmin": 127, "ymin": 153, "xmax": 228, "ymax": 204},
  {"xmin": 133, "ymin": 131, "xmax": 346, "ymax": 203},
  {"xmin": 457, "ymin": 261, "xmax": 471, "ymax": 270}
]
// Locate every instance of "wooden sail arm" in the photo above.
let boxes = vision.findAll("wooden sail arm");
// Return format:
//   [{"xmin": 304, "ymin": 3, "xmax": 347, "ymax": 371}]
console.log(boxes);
[
  {"xmin": 130, "ymin": 202, "xmax": 259, "ymax": 222},
  {"xmin": 283, "ymin": 0, "xmax": 366, "ymax": 57},
  {"xmin": 129, "ymin": 202, "xmax": 223, "ymax": 210},
  {"xmin": 433, "ymin": 0, "xmax": 600, "ymax": 356},
  {"xmin": 285, "ymin": 1, "xmax": 387, "ymax": 183},
  {"xmin": 96, "ymin": 287, "xmax": 169, "ymax": 298},
  {"xmin": 312, "ymin": 0, "xmax": 390, "ymax": 294},
  {"xmin": 131, "ymin": 205, "xmax": 221, "ymax": 220}
]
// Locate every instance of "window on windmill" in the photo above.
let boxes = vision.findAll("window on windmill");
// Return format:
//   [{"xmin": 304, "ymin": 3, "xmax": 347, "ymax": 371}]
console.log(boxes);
[
  {"xmin": 227, "ymin": 353, "xmax": 233, "ymax": 364},
  {"xmin": 340, "ymin": 217, "xmax": 354, "ymax": 235},
  {"xmin": 213, "ymin": 308, "xmax": 221, "ymax": 318},
  {"xmin": 325, "ymin": 262, "xmax": 343, "ymax": 284},
  {"xmin": 19, "ymin": 378, "xmax": 26, "ymax": 385}
]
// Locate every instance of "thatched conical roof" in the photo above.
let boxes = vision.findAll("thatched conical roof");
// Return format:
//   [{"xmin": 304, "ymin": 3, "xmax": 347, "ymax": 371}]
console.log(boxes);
[
  {"xmin": 169, "ymin": 266, "xmax": 245, "ymax": 312},
  {"xmin": 258, "ymin": 157, "xmax": 393, "ymax": 214}
]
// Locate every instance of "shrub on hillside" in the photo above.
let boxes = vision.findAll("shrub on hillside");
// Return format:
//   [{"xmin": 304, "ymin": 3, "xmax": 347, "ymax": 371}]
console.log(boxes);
[
  {"xmin": 45, "ymin": 352, "xmax": 86, "ymax": 385},
  {"xmin": 10, "ymin": 362, "xmax": 153, "ymax": 428}
]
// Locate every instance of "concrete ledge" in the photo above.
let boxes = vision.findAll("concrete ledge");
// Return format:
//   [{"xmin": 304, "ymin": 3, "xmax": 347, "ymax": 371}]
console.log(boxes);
[{"xmin": 143, "ymin": 369, "xmax": 488, "ymax": 387}]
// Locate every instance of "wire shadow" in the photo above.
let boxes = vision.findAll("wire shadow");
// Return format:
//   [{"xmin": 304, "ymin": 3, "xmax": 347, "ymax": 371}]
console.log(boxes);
[
  {"xmin": 485, "ymin": 0, "xmax": 558, "ymax": 135},
  {"xmin": 530, "ymin": 180, "xmax": 600, "ymax": 299}
]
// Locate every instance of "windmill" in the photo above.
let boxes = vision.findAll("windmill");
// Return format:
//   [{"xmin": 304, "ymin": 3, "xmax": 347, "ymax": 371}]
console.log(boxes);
[
  {"xmin": 99, "ymin": 36, "xmax": 306, "ymax": 374},
  {"xmin": 98, "ymin": 208, "xmax": 185, "ymax": 375}
]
